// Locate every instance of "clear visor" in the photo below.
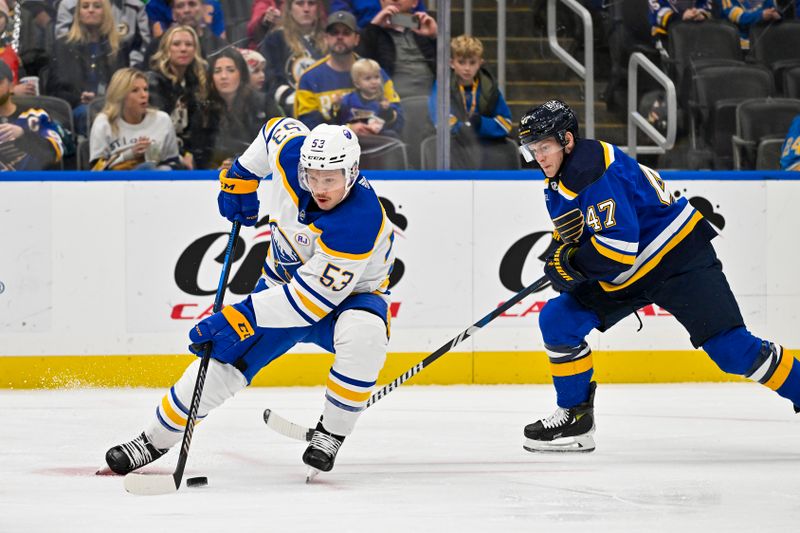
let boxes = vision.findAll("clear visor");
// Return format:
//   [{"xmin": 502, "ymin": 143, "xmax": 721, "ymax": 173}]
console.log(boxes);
[
  {"xmin": 298, "ymin": 165, "xmax": 348, "ymax": 194},
  {"xmin": 519, "ymin": 140, "xmax": 565, "ymax": 163}
]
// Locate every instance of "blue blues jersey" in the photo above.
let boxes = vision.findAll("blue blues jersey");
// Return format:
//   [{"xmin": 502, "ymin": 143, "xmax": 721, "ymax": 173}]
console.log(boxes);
[
  {"xmin": 545, "ymin": 139, "xmax": 714, "ymax": 294},
  {"xmin": 781, "ymin": 115, "xmax": 800, "ymax": 170},
  {"xmin": 721, "ymin": 0, "xmax": 777, "ymax": 47},
  {"xmin": 648, "ymin": 0, "xmax": 712, "ymax": 36},
  {"xmin": 229, "ymin": 117, "xmax": 395, "ymax": 328},
  {"xmin": 294, "ymin": 54, "xmax": 399, "ymax": 129}
]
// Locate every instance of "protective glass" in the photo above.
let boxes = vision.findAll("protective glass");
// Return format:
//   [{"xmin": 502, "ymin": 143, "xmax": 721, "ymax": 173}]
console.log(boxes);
[{"xmin": 519, "ymin": 139, "xmax": 565, "ymax": 163}]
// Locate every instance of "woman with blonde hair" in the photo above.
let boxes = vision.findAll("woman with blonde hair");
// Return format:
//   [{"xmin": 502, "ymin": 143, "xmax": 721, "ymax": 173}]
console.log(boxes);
[
  {"xmin": 258, "ymin": 0, "xmax": 327, "ymax": 110},
  {"xmin": 47, "ymin": 0, "xmax": 130, "ymax": 135},
  {"xmin": 147, "ymin": 24, "xmax": 207, "ymax": 169},
  {"xmin": 89, "ymin": 68, "xmax": 181, "ymax": 170}
]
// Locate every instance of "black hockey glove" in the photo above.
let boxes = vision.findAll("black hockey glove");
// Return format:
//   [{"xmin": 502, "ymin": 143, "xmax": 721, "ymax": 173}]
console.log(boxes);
[{"xmin": 544, "ymin": 243, "xmax": 586, "ymax": 292}]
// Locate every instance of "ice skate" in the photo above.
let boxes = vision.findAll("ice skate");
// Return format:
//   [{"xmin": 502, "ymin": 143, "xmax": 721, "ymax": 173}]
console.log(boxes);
[
  {"xmin": 302, "ymin": 421, "xmax": 345, "ymax": 482},
  {"xmin": 105, "ymin": 432, "xmax": 168, "ymax": 475},
  {"xmin": 524, "ymin": 381, "xmax": 596, "ymax": 453}
]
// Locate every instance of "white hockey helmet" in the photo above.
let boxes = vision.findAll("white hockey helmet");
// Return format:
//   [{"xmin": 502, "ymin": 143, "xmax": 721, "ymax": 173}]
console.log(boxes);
[{"xmin": 298, "ymin": 124, "xmax": 361, "ymax": 194}]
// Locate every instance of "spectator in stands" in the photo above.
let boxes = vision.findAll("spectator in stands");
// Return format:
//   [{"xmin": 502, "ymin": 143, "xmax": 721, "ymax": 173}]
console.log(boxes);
[
  {"xmin": 428, "ymin": 34, "xmax": 513, "ymax": 170},
  {"xmin": 89, "ymin": 67, "xmax": 182, "ymax": 170},
  {"xmin": 147, "ymin": 24, "xmax": 207, "ymax": 169},
  {"xmin": 336, "ymin": 58, "xmax": 403, "ymax": 137},
  {"xmin": 721, "ymin": 0, "xmax": 783, "ymax": 49},
  {"xmin": 56, "ymin": 0, "xmax": 150, "ymax": 68},
  {"xmin": 48, "ymin": 0, "xmax": 129, "ymax": 136},
  {"xmin": 0, "ymin": 59, "xmax": 63, "ymax": 170},
  {"xmin": 198, "ymin": 47, "xmax": 282, "ymax": 169},
  {"xmin": 649, "ymin": 1, "xmax": 711, "ymax": 44},
  {"xmin": 357, "ymin": 0, "xmax": 437, "ymax": 99},
  {"xmin": 330, "ymin": 0, "xmax": 427, "ymax": 30},
  {"xmin": 143, "ymin": 0, "xmax": 227, "ymax": 64},
  {"xmin": 0, "ymin": 1, "xmax": 25, "ymax": 91},
  {"xmin": 239, "ymin": 48, "xmax": 267, "ymax": 91},
  {"xmin": 780, "ymin": 114, "xmax": 800, "ymax": 170},
  {"xmin": 147, "ymin": 0, "xmax": 226, "ymax": 40},
  {"xmin": 259, "ymin": 0, "xmax": 327, "ymax": 111},
  {"xmin": 14, "ymin": 0, "xmax": 58, "ymax": 79},
  {"xmin": 248, "ymin": 0, "xmax": 281, "ymax": 48}
]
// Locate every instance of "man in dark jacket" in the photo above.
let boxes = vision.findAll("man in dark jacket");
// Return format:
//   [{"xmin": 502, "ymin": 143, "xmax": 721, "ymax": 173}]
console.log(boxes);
[{"xmin": 356, "ymin": 0, "xmax": 436, "ymax": 99}]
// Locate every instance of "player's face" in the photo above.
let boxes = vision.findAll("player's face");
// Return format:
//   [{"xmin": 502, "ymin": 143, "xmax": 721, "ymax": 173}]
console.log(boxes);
[
  {"xmin": 450, "ymin": 55, "xmax": 482, "ymax": 86},
  {"xmin": 124, "ymin": 78, "xmax": 149, "ymax": 118},
  {"xmin": 526, "ymin": 137, "xmax": 565, "ymax": 178},
  {"xmin": 356, "ymin": 72, "xmax": 382, "ymax": 98},
  {"xmin": 306, "ymin": 168, "xmax": 348, "ymax": 210}
]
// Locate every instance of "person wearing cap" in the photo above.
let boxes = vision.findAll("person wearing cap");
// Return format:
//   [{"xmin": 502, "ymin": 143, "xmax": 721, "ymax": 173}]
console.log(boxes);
[
  {"xmin": 295, "ymin": 10, "xmax": 399, "ymax": 134},
  {"xmin": 238, "ymin": 47, "xmax": 267, "ymax": 92},
  {"xmin": 258, "ymin": 0, "xmax": 327, "ymax": 111},
  {"xmin": 0, "ymin": 59, "xmax": 64, "ymax": 170},
  {"xmin": 356, "ymin": 0, "xmax": 437, "ymax": 99}
]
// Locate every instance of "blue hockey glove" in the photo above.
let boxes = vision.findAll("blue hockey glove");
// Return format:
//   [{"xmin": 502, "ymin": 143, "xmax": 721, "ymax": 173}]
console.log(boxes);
[
  {"xmin": 217, "ymin": 168, "xmax": 260, "ymax": 226},
  {"xmin": 189, "ymin": 297, "xmax": 259, "ymax": 364},
  {"xmin": 544, "ymin": 243, "xmax": 586, "ymax": 292}
]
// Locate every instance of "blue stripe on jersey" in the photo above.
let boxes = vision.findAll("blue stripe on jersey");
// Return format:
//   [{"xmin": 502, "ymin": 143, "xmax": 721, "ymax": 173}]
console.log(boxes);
[
  {"xmin": 230, "ymin": 159, "xmax": 260, "ymax": 181},
  {"xmin": 282, "ymin": 284, "xmax": 315, "ymax": 324},
  {"xmin": 325, "ymin": 392, "xmax": 365, "ymax": 412},
  {"xmin": 277, "ymin": 136, "xmax": 305, "ymax": 199},
  {"xmin": 293, "ymin": 272, "xmax": 335, "ymax": 309},
  {"xmin": 330, "ymin": 367, "xmax": 376, "ymax": 388},
  {"xmin": 263, "ymin": 264, "xmax": 284, "ymax": 283},
  {"xmin": 156, "ymin": 407, "xmax": 183, "ymax": 433},
  {"xmin": 264, "ymin": 117, "xmax": 287, "ymax": 146},
  {"xmin": 385, "ymin": 231, "xmax": 395, "ymax": 262}
]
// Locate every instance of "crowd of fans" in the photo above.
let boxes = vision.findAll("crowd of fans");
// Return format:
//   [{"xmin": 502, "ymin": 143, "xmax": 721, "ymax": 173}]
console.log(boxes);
[
  {"xmin": 0, "ymin": 0, "xmax": 519, "ymax": 171},
  {"xmin": 0, "ymin": 0, "xmax": 798, "ymax": 171}
]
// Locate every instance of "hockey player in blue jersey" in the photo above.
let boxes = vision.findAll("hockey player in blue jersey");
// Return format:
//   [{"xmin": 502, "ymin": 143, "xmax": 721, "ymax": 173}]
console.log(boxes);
[
  {"xmin": 106, "ymin": 119, "xmax": 396, "ymax": 480},
  {"xmin": 518, "ymin": 100, "xmax": 800, "ymax": 453}
]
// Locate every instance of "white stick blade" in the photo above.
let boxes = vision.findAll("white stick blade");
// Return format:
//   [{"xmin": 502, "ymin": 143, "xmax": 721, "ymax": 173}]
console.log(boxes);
[
  {"xmin": 124, "ymin": 473, "xmax": 178, "ymax": 495},
  {"xmin": 263, "ymin": 409, "xmax": 312, "ymax": 442}
]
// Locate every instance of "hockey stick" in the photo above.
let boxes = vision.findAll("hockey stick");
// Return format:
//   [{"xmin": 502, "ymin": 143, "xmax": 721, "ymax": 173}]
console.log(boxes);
[
  {"xmin": 263, "ymin": 275, "xmax": 551, "ymax": 442},
  {"xmin": 125, "ymin": 221, "xmax": 241, "ymax": 495}
]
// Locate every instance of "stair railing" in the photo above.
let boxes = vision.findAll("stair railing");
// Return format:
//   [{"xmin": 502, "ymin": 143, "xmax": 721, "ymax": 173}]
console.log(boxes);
[
  {"xmin": 625, "ymin": 52, "xmax": 676, "ymax": 159},
  {"xmin": 546, "ymin": 0, "xmax": 594, "ymax": 137}
]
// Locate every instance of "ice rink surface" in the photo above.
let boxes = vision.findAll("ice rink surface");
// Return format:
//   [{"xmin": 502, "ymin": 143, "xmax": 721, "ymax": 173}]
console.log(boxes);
[{"xmin": 2, "ymin": 383, "xmax": 799, "ymax": 532}]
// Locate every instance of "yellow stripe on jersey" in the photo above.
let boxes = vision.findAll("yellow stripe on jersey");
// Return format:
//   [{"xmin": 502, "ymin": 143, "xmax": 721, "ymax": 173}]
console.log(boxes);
[
  {"xmin": 550, "ymin": 354, "xmax": 593, "ymax": 377},
  {"xmin": 292, "ymin": 285, "xmax": 328, "ymax": 319},
  {"xmin": 495, "ymin": 115, "xmax": 513, "ymax": 132},
  {"xmin": 221, "ymin": 306, "xmax": 255, "ymax": 340},
  {"xmin": 326, "ymin": 377, "xmax": 372, "ymax": 402},
  {"xmin": 600, "ymin": 210, "xmax": 703, "ymax": 292},
  {"xmin": 317, "ymin": 236, "xmax": 372, "ymax": 260},
  {"xmin": 161, "ymin": 394, "xmax": 187, "ymax": 427},
  {"xmin": 557, "ymin": 180, "xmax": 578, "ymax": 200},
  {"xmin": 591, "ymin": 236, "xmax": 636, "ymax": 265},
  {"xmin": 600, "ymin": 141, "xmax": 616, "ymax": 168},
  {"xmin": 765, "ymin": 349, "xmax": 795, "ymax": 391},
  {"xmin": 308, "ymin": 223, "xmax": 323, "ymax": 234}
]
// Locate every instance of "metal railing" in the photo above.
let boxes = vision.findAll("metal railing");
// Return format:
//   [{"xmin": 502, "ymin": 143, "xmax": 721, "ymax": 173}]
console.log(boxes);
[
  {"xmin": 625, "ymin": 52, "xmax": 677, "ymax": 159},
  {"xmin": 547, "ymin": 0, "xmax": 594, "ymax": 138}
]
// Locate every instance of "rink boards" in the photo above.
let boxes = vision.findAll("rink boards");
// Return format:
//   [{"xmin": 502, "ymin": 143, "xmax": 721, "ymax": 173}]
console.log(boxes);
[{"xmin": 1, "ymin": 170, "xmax": 798, "ymax": 388}]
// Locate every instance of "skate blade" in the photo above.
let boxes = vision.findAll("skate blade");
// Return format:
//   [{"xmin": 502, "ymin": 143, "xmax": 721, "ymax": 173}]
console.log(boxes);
[
  {"xmin": 523, "ymin": 434, "xmax": 596, "ymax": 453},
  {"xmin": 305, "ymin": 467, "xmax": 321, "ymax": 483}
]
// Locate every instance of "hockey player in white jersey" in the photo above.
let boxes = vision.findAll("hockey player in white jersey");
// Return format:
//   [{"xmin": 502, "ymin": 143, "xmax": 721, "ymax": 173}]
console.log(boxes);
[{"xmin": 105, "ymin": 119, "xmax": 396, "ymax": 479}]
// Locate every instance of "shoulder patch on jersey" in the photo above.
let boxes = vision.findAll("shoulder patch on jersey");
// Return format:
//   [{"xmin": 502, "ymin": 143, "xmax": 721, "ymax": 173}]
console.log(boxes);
[{"xmin": 558, "ymin": 139, "xmax": 609, "ymax": 199}]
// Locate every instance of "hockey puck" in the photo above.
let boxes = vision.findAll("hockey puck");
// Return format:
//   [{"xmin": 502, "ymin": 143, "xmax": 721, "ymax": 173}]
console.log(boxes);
[{"xmin": 186, "ymin": 476, "xmax": 208, "ymax": 488}]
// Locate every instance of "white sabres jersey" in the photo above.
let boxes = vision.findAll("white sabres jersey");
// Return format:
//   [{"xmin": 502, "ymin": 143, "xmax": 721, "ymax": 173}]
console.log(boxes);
[{"xmin": 232, "ymin": 117, "xmax": 396, "ymax": 329}]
